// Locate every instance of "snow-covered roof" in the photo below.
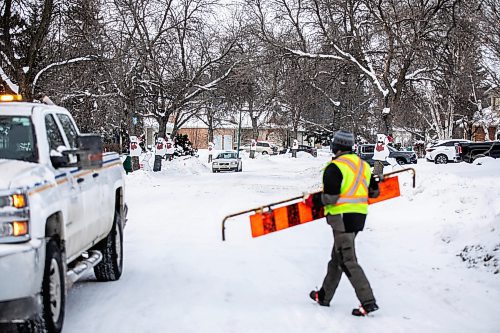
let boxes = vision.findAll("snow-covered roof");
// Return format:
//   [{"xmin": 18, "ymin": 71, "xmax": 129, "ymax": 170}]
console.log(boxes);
[
  {"xmin": 484, "ymin": 86, "xmax": 499, "ymax": 96},
  {"xmin": 473, "ymin": 106, "xmax": 500, "ymax": 126},
  {"xmin": 143, "ymin": 112, "xmax": 304, "ymax": 131}
]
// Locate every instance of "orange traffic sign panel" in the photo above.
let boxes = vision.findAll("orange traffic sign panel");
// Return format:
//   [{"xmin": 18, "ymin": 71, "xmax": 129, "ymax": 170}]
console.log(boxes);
[
  {"xmin": 250, "ymin": 176, "xmax": 401, "ymax": 238},
  {"xmin": 368, "ymin": 175, "xmax": 400, "ymax": 204}
]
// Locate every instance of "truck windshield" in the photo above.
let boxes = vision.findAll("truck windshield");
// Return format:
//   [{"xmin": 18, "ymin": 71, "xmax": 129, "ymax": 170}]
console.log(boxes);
[{"xmin": 0, "ymin": 116, "xmax": 37, "ymax": 163}]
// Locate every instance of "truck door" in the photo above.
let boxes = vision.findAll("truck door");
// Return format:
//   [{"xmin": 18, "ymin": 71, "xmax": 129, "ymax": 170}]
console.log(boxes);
[
  {"xmin": 44, "ymin": 114, "xmax": 85, "ymax": 259},
  {"xmin": 56, "ymin": 113, "xmax": 101, "ymax": 249}
]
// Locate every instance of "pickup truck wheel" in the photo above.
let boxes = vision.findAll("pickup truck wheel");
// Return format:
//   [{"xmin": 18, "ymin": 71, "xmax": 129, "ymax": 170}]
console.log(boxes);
[
  {"xmin": 18, "ymin": 239, "xmax": 65, "ymax": 333},
  {"xmin": 396, "ymin": 158, "xmax": 406, "ymax": 165},
  {"xmin": 261, "ymin": 151, "xmax": 268, "ymax": 155},
  {"xmin": 435, "ymin": 154, "xmax": 448, "ymax": 164},
  {"xmin": 94, "ymin": 210, "xmax": 123, "ymax": 281}
]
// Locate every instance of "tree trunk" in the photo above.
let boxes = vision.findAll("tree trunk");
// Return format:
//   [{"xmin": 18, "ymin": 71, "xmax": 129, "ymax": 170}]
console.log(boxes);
[
  {"xmin": 251, "ymin": 116, "xmax": 258, "ymax": 139},
  {"xmin": 157, "ymin": 116, "xmax": 167, "ymax": 138}
]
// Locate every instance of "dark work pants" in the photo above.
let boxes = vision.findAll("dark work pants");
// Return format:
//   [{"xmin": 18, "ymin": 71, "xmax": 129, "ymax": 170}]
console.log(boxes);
[
  {"xmin": 250, "ymin": 150, "xmax": 255, "ymax": 159},
  {"xmin": 321, "ymin": 230, "xmax": 375, "ymax": 305},
  {"xmin": 373, "ymin": 160, "xmax": 384, "ymax": 179}
]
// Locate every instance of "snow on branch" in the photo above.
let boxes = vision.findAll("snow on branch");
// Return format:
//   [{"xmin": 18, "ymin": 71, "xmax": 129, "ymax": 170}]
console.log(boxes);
[
  {"xmin": 285, "ymin": 46, "xmax": 389, "ymax": 97},
  {"xmin": 299, "ymin": 118, "xmax": 334, "ymax": 133},
  {"xmin": 284, "ymin": 48, "xmax": 344, "ymax": 61},
  {"xmin": 60, "ymin": 91, "xmax": 118, "ymax": 102},
  {"xmin": 309, "ymin": 82, "xmax": 340, "ymax": 107},
  {"xmin": 0, "ymin": 66, "xmax": 19, "ymax": 93},
  {"xmin": 391, "ymin": 67, "xmax": 435, "ymax": 90},
  {"xmin": 184, "ymin": 62, "xmax": 238, "ymax": 102},
  {"xmin": 332, "ymin": 45, "xmax": 388, "ymax": 97},
  {"xmin": 32, "ymin": 56, "xmax": 96, "ymax": 94}
]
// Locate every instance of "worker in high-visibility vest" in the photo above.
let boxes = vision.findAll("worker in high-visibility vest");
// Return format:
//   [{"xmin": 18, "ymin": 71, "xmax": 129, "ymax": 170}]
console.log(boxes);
[{"xmin": 305, "ymin": 129, "xmax": 380, "ymax": 317}]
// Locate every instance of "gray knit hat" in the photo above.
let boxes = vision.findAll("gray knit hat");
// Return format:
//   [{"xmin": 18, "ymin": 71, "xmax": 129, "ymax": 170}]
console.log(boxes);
[{"xmin": 333, "ymin": 130, "xmax": 355, "ymax": 147}]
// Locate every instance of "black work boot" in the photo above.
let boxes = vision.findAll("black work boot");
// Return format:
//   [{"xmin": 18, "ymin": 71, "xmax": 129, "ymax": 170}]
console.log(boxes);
[
  {"xmin": 309, "ymin": 289, "xmax": 329, "ymax": 307},
  {"xmin": 352, "ymin": 302, "xmax": 379, "ymax": 316}
]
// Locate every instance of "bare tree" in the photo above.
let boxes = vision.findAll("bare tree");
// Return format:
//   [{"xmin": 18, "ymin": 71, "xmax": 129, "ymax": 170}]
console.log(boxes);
[
  {"xmin": 111, "ymin": 0, "xmax": 239, "ymax": 139},
  {"xmin": 0, "ymin": 0, "xmax": 95, "ymax": 100},
  {"xmin": 248, "ymin": 0, "xmax": 458, "ymax": 134}
]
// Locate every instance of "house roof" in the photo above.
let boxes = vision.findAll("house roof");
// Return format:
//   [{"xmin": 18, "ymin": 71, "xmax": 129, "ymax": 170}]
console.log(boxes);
[
  {"xmin": 144, "ymin": 112, "xmax": 305, "ymax": 131},
  {"xmin": 473, "ymin": 106, "xmax": 500, "ymax": 126},
  {"xmin": 484, "ymin": 86, "xmax": 500, "ymax": 96}
]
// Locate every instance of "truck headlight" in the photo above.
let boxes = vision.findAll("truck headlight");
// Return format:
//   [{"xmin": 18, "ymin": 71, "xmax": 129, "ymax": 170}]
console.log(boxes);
[
  {"xmin": 0, "ymin": 192, "xmax": 30, "ymax": 243},
  {"xmin": 0, "ymin": 221, "xmax": 29, "ymax": 237},
  {"xmin": 0, "ymin": 194, "xmax": 27, "ymax": 209}
]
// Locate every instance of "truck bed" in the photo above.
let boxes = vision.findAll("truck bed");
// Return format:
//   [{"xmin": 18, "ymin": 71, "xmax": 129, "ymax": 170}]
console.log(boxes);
[{"xmin": 457, "ymin": 141, "xmax": 500, "ymax": 163}]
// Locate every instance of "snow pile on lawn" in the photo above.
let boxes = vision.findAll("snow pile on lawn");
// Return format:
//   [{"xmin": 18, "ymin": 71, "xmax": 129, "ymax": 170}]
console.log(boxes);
[
  {"xmin": 400, "ymin": 159, "xmax": 500, "ymax": 275},
  {"xmin": 137, "ymin": 154, "xmax": 211, "ymax": 176}
]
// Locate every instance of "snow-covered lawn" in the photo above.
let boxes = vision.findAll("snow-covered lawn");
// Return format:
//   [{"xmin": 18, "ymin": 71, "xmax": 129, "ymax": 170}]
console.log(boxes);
[{"xmin": 65, "ymin": 151, "xmax": 499, "ymax": 333}]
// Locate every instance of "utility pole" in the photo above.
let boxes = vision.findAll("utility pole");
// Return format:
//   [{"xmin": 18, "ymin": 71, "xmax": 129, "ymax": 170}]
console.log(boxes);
[{"xmin": 236, "ymin": 107, "xmax": 242, "ymax": 158}]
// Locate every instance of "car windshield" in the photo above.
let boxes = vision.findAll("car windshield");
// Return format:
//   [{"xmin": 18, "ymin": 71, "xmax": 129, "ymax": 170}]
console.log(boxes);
[
  {"xmin": 0, "ymin": 116, "xmax": 37, "ymax": 163},
  {"xmin": 216, "ymin": 152, "xmax": 237, "ymax": 159}
]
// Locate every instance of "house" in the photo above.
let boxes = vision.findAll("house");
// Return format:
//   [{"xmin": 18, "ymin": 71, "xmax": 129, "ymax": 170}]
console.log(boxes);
[
  {"xmin": 143, "ymin": 112, "xmax": 307, "ymax": 150},
  {"xmin": 472, "ymin": 87, "xmax": 500, "ymax": 141},
  {"xmin": 176, "ymin": 114, "xmax": 307, "ymax": 150}
]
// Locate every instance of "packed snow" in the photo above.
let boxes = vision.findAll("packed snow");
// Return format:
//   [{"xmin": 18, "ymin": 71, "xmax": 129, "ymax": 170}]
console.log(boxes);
[{"xmin": 64, "ymin": 150, "xmax": 499, "ymax": 333}]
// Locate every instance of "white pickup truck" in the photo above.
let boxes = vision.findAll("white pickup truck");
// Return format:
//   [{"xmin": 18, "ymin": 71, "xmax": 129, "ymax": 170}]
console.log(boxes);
[{"xmin": 0, "ymin": 97, "xmax": 126, "ymax": 333}]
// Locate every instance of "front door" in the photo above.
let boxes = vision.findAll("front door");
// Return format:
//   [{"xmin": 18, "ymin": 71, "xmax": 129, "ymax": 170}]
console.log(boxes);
[{"xmin": 223, "ymin": 135, "xmax": 232, "ymax": 150}]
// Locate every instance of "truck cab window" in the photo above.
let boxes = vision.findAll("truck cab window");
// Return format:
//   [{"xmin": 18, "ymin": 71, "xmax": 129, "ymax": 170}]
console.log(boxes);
[
  {"xmin": 57, "ymin": 113, "xmax": 78, "ymax": 148},
  {"xmin": 0, "ymin": 116, "xmax": 37, "ymax": 162},
  {"xmin": 45, "ymin": 114, "xmax": 65, "ymax": 151}
]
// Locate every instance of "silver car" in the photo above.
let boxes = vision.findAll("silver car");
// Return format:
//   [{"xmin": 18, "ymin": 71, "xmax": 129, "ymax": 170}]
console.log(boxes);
[{"xmin": 212, "ymin": 151, "xmax": 242, "ymax": 172}]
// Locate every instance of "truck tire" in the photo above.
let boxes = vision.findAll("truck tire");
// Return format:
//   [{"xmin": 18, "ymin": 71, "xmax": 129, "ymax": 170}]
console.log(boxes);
[
  {"xmin": 19, "ymin": 239, "xmax": 65, "ymax": 333},
  {"xmin": 396, "ymin": 158, "xmax": 406, "ymax": 165},
  {"xmin": 435, "ymin": 154, "xmax": 448, "ymax": 164},
  {"xmin": 94, "ymin": 210, "xmax": 123, "ymax": 281}
]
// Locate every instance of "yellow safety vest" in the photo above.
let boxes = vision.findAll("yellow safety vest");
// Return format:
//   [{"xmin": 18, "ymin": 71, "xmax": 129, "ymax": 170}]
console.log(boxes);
[{"xmin": 323, "ymin": 154, "xmax": 371, "ymax": 215}]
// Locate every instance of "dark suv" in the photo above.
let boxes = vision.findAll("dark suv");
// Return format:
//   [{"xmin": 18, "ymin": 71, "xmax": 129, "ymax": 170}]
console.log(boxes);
[
  {"xmin": 279, "ymin": 145, "xmax": 317, "ymax": 157},
  {"xmin": 356, "ymin": 144, "xmax": 417, "ymax": 166},
  {"xmin": 298, "ymin": 145, "xmax": 317, "ymax": 157}
]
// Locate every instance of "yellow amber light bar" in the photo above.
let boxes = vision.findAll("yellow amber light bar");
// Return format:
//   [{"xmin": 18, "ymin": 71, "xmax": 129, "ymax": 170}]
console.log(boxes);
[{"xmin": 0, "ymin": 94, "xmax": 23, "ymax": 102}]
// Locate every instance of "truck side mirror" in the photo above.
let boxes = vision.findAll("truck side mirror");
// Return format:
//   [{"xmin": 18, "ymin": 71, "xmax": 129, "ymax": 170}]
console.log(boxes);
[
  {"xmin": 77, "ymin": 134, "xmax": 103, "ymax": 169},
  {"xmin": 50, "ymin": 146, "xmax": 77, "ymax": 169},
  {"xmin": 50, "ymin": 154, "xmax": 72, "ymax": 168}
]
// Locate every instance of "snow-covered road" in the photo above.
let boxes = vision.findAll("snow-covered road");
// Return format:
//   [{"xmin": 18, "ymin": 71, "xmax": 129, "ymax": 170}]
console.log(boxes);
[{"xmin": 64, "ymin": 151, "xmax": 499, "ymax": 333}]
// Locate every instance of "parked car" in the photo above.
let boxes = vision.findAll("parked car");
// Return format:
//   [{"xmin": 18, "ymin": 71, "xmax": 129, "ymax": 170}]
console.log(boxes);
[
  {"xmin": 297, "ymin": 145, "xmax": 318, "ymax": 157},
  {"xmin": 356, "ymin": 144, "xmax": 418, "ymax": 166},
  {"xmin": 212, "ymin": 151, "xmax": 242, "ymax": 172},
  {"xmin": 456, "ymin": 141, "xmax": 500, "ymax": 163},
  {"xmin": 0, "ymin": 95, "xmax": 126, "ymax": 331},
  {"xmin": 278, "ymin": 145, "xmax": 318, "ymax": 157},
  {"xmin": 240, "ymin": 141, "xmax": 277, "ymax": 155},
  {"xmin": 425, "ymin": 139, "xmax": 470, "ymax": 164}
]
